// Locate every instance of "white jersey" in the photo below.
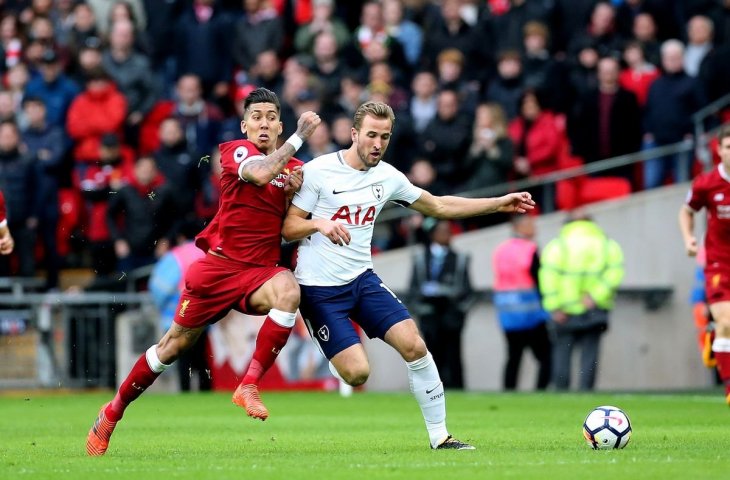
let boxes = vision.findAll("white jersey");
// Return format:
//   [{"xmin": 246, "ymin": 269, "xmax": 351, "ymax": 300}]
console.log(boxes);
[{"xmin": 292, "ymin": 151, "xmax": 423, "ymax": 286}]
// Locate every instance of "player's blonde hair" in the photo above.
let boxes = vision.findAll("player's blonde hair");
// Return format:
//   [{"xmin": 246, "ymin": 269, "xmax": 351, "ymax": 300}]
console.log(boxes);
[{"xmin": 353, "ymin": 101, "xmax": 395, "ymax": 131}]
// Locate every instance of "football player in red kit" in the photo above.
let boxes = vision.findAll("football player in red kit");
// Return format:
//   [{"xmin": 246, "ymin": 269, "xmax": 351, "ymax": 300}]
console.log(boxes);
[
  {"xmin": 86, "ymin": 88, "xmax": 320, "ymax": 456},
  {"xmin": 0, "ymin": 190, "xmax": 14, "ymax": 255},
  {"xmin": 680, "ymin": 124, "xmax": 730, "ymax": 405}
]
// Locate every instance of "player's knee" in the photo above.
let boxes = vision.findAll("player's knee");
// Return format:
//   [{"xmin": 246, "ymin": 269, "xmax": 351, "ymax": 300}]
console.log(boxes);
[
  {"xmin": 399, "ymin": 337, "xmax": 428, "ymax": 363},
  {"xmin": 272, "ymin": 273, "xmax": 300, "ymax": 311},
  {"xmin": 340, "ymin": 365, "xmax": 370, "ymax": 386}
]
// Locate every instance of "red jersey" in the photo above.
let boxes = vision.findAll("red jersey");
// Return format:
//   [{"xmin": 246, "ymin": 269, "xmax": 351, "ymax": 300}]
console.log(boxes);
[
  {"xmin": 687, "ymin": 165, "xmax": 730, "ymax": 267},
  {"xmin": 196, "ymin": 139, "xmax": 302, "ymax": 266},
  {"xmin": 0, "ymin": 190, "xmax": 6, "ymax": 226}
]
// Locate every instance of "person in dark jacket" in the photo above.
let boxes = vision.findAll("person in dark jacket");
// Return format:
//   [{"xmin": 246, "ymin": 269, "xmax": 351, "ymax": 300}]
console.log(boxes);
[
  {"xmin": 571, "ymin": 56, "xmax": 642, "ymax": 186},
  {"xmin": 409, "ymin": 220, "xmax": 474, "ymax": 389},
  {"xmin": 21, "ymin": 97, "xmax": 68, "ymax": 288},
  {"xmin": 643, "ymin": 39, "xmax": 705, "ymax": 189},
  {"xmin": 107, "ymin": 156, "xmax": 176, "ymax": 273},
  {"xmin": 0, "ymin": 120, "xmax": 38, "ymax": 278},
  {"xmin": 153, "ymin": 117, "xmax": 206, "ymax": 227}
]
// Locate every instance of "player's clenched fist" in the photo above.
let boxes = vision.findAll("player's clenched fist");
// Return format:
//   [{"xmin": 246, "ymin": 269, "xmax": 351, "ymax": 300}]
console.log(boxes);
[{"xmin": 295, "ymin": 111, "xmax": 321, "ymax": 140}]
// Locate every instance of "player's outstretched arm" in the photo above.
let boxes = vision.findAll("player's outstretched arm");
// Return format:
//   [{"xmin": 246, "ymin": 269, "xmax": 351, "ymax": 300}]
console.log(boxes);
[
  {"xmin": 409, "ymin": 190, "xmax": 535, "ymax": 219},
  {"xmin": 241, "ymin": 111, "xmax": 321, "ymax": 186},
  {"xmin": 678, "ymin": 204, "xmax": 698, "ymax": 257},
  {"xmin": 282, "ymin": 205, "xmax": 351, "ymax": 245}
]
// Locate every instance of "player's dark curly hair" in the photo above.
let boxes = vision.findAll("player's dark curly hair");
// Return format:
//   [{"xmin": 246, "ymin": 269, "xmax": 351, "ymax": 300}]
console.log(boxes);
[{"xmin": 243, "ymin": 87, "xmax": 280, "ymax": 115}]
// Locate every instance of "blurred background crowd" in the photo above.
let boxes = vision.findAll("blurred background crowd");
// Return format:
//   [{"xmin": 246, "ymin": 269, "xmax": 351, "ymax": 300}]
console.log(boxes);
[{"xmin": 0, "ymin": 0, "xmax": 727, "ymax": 291}]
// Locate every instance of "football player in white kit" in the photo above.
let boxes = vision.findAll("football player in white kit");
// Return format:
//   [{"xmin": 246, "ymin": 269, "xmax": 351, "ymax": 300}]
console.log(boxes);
[{"xmin": 283, "ymin": 101, "xmax": 534, "ymax": 450}]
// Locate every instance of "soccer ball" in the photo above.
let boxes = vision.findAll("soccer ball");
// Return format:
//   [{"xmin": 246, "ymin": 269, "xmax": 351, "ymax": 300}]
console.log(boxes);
[{"xmin": 582, "ymin": 405, "xmax": 632, "ymax": 450}]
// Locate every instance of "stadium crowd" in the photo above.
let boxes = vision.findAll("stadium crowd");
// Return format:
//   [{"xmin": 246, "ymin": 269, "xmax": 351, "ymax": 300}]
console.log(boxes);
[{"xmin": 0, "ymin": 0, "xmax": 727, "ymax": 289}]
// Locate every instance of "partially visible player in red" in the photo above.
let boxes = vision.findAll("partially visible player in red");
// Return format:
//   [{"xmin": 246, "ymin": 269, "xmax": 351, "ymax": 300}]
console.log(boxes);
[
  {"xmin": 86, "ymin": 88, "xmax": 321, "ymax": 456},
  {"xmin": 0, "ymin": 190, "xmax": 14, "ymax": 254},
  {"xmin": 679, "ymin": 124, "xmax": 730, "ymax": 405}
]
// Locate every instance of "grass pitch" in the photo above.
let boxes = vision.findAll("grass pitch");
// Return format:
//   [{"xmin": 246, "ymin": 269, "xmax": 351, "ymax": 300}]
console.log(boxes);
[{"xmin": 1, "ymin": 390, "xmax": 728, "ymax": 479}]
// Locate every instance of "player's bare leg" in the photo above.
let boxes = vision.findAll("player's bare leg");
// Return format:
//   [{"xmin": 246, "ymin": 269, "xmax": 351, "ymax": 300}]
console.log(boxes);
[
  {"xmin": 86, "ymin": 323, "xmax": 203, "ymax": 456},
  {"xmin": 233, "ymin": 271, "xmax": 300, "ymax": 420},
  {"xmin": 384, "ymin": 319, "xmax": 475, "ymax": 450},
  {"xmin": 329, "ymin": 344, "xmax": 371, "ymax": 387},
  {"xmin": 709, "ymin": 301, "xmax": 730, "ymax": 405}
]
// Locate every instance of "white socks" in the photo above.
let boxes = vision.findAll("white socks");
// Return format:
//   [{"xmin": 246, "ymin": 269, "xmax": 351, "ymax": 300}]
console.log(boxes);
[
  {"xmin": 146, "ymin": 345, "xmax": 171, "ymax": 373},
  {"xmin": 712, "ymin": 337, "xmax": 730, "ymax": 352},
  {"xmin": 268, "ymin": 309, "xmax": 297, "ymax": 328},
  {"xmin": 407, "ymin": 352, "xmax": 448, "ymax": 448}
]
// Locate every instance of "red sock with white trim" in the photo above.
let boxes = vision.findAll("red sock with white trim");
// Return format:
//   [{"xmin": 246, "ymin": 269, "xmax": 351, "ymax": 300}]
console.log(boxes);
[
  {"xmin": 240, "ymin": 310, "xmax": 296, "ymax": 386},
  {"xmin": 106, "ymin": 346, "xmax": 170, "ymax": 421}
]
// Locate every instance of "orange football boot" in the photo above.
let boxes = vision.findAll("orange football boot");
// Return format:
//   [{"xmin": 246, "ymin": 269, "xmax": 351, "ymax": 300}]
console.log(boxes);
[{"xmin": 232, "ymin": 384, "xmax": 269, "ymax": 420}]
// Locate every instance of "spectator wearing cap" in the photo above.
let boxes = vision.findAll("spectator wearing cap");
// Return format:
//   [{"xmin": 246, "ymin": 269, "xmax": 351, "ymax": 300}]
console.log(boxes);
[
  {"xmin": 21, "ymin": 96, "xmax": 68, "ymax": 288},
  {"xmin": 25, "ymin": 48, "xmax": 81, "ymax": 129},
  {"xmin": 102, "ymin": 19, "xmax": 158, "ymax": 148},
  {"xmin": 66, "ymin": 67, "xmax": 127, "ymax": 165}
]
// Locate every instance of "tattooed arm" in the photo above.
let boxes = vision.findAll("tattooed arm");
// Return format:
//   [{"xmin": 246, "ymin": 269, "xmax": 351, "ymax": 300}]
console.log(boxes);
[{"xmin": 241, "ymin": 111, "xmax": 320, "ymax": 186}]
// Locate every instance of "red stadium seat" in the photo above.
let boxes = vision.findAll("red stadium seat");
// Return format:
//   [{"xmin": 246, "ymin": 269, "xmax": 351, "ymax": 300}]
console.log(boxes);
[{"xmin": 555, "ymin": 153, "xmax": 632, "ymax": 210}]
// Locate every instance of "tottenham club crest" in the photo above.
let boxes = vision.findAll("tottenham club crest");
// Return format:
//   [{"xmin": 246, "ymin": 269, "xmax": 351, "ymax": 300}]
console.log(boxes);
[
  {"xmin": 317, "ymin": 326, "xmax": 330, "ymax": 342},
  {"xmin": 372, "ymin": 184, "xmax": 384, "ymax": 200}
]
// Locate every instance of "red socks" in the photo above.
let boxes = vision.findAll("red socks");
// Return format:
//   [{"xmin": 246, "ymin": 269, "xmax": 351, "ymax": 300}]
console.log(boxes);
[
  {"xmin": 241, "ymin": 315, "xmax": 293, "ymax": 385},
  {"xmin": 716, "ymin": 351, "xmax": 730, "ymax": 395},
  {"xmin": 106, "ymin": 353, "xmax": 162, "ymax": 421}
]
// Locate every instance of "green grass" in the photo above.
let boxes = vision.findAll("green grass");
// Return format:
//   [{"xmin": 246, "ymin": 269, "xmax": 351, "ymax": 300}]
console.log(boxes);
[{"xmin": 1, "ymin": 390, "xmax": 729, "ymax": 479}]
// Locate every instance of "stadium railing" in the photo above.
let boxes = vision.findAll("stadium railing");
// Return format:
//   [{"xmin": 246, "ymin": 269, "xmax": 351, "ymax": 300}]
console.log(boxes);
[{"xmin": 0, "ymin": 288, "xmax": 153, "ymax": 390}]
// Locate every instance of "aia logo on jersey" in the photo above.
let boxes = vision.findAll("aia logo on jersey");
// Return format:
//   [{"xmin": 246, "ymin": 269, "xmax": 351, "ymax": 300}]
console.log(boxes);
[
  {"xmin": 714, "ymin": 193, "xmax": 725, "ymax": 202},
  {"xmin": 372, "ymin": 184, "xmax": 383, "ymax": 200},
  {"xmin": 331, "ymin": 205, "xmax": 376, "ymax": 225}
]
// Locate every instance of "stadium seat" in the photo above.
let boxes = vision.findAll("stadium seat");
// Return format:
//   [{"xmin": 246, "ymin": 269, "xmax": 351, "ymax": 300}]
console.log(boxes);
[{"xmin": 555, "ymin": 152, "xmax": 632, "ymax": 210}]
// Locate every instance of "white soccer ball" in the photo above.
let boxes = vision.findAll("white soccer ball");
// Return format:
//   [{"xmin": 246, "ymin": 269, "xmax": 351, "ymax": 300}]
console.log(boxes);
[{"xmin": 582, "ymin": 405, "xmax": 632, "ymax": 450}]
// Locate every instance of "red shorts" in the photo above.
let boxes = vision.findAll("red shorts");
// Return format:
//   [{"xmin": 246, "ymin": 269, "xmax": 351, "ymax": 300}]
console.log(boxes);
[
  {"xmin": 705, "ymin": 264, "xmax": 730, "ymax": 304},
  {"xmin": 174, "ymin": 253, "xmax": 288, "ymax": 328}
]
